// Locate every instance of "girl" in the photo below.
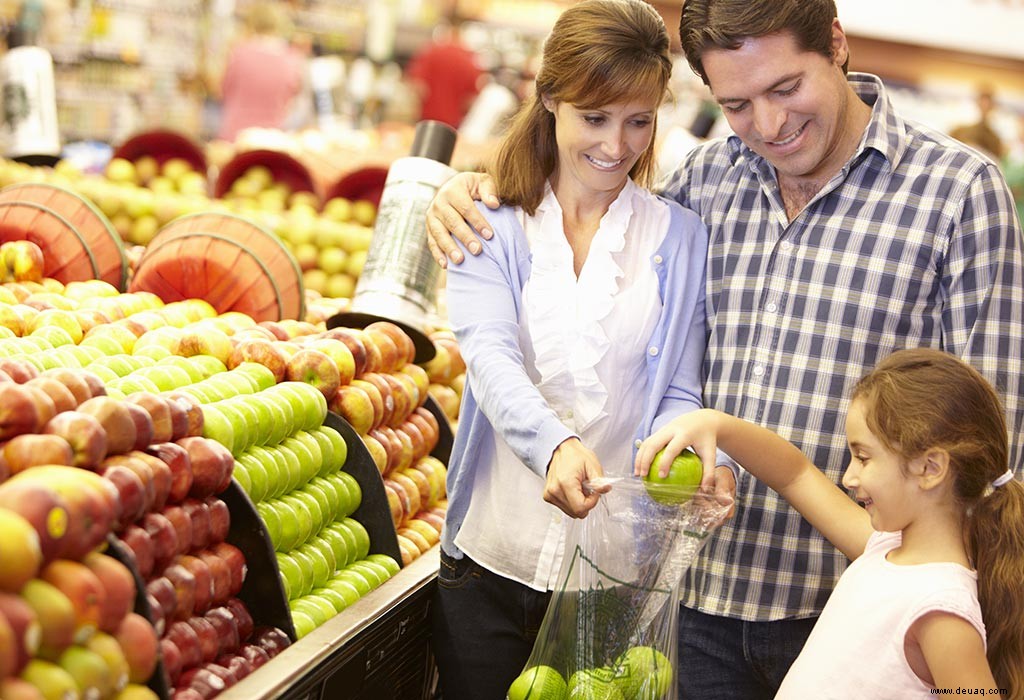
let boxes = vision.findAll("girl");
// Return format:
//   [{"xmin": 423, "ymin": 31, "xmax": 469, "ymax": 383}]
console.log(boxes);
[{"xmin": 637, "ymin": 348, "xmax": 1024, "ymax": 697}]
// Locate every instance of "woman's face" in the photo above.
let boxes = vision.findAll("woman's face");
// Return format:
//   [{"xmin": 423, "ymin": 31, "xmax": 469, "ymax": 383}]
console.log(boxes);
[{"xmin": 546, "ymin": 96, "xmax": 658, "ymax": 201}]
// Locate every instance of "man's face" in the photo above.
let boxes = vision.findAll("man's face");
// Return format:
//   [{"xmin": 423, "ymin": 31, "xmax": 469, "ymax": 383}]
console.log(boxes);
[{"xmin": 702, "ymin": 22, "xmax": 860, "ymax": 184}]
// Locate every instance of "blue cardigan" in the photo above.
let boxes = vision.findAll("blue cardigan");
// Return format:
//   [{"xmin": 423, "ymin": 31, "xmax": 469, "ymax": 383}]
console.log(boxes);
[{"xmin": 441, "ymin": 198, "xmax": 710, "ymax": 558}]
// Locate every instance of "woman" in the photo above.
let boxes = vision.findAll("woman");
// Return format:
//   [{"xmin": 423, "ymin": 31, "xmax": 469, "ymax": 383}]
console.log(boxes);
[{"xmin": 429, "ymin": 1, "xmax": 713, "ymax": 697}]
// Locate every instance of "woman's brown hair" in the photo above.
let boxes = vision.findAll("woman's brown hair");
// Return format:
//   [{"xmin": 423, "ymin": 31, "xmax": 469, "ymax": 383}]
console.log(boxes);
[
  {"xmin": 852, "ymin": 348, "xmax": 1024, "ymax": 697},
  {"xmin": 488, "ymin": 0, "xmax": 672, "ymax": 215}
]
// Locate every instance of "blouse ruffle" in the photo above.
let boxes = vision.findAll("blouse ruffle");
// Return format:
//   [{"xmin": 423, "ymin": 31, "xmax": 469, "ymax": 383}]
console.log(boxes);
[{"xmin": 526, "ymin": 180, "xmax": 638, "ymax": 433}]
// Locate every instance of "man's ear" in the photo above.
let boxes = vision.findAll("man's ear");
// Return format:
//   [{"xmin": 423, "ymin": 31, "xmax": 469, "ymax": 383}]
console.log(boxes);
[
  {"xmin": 830, "ymin": 18, "xmax": 850, "ymax": 68},
  {"xmin": 915, "ymin": 448, "xmax": 951, "ymax": 492}
]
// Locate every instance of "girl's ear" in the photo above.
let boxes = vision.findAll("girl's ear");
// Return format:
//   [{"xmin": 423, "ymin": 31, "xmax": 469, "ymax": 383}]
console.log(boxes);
[
  {"xmin": 915, "ymin": 448, "xmax": 952, "ymax": 492},
  {"xmin": 541, "ymin": 94, "xmax": 555, "ymax": 113}
]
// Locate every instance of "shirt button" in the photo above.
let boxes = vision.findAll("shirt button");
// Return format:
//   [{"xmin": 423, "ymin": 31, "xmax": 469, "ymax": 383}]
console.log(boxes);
[
  {"xmin": 753, "ymin": 364, "xmax": 765, "ymax": 377},
  {"xmin": 780, "ymin": 240, "xmax": 793, "ymax": 251},
  {"xmin": 648, "ymin": 346, "xmax": 659, "ymax": 357},
  {"xmin": 765, "ymin": 302, "xmax": 777, "ymax": 313},
  {"xmin": 634, "ymin": 439, "xmax": 643, "ymax": 448},
  {"xmin": 653, "ymin": 255, "xmax": 663, "ymax": 265},
  {"xmin": 566, "ymin": 410, "xmax": 574, "ymax": 419}
]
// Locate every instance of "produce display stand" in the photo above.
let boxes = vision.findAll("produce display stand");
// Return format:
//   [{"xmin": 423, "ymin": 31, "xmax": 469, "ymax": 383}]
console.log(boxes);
[{"xmin": 217, "ymin": 546, "xmax": 440, "ymax": 700}]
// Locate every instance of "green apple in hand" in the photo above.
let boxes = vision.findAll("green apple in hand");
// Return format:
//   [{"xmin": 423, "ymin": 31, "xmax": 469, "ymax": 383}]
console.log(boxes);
[{"xmin": 643, "ymin": 448, "xmax": 702, "ymax": 505}]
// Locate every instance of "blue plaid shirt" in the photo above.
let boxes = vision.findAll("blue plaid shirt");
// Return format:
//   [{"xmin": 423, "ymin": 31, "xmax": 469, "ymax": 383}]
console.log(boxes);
[{"xmin": 665, "ymin": 73, "xmax": 1024, "ymax": 621}]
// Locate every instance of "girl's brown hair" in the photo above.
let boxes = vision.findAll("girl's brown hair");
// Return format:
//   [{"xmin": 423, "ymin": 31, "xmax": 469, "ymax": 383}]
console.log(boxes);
[
  {"xmin": 852, "ymin": 348, "xmax": 1024, "ymax": 697},
  {"xmin": 488, "ymin": 0, "xmax": 672, "ymax": 215}
]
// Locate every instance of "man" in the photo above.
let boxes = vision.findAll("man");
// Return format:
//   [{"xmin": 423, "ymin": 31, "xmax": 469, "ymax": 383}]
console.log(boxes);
[{"xmin": 425, "ymin": 1, "xmax": 1024, "ymax": 696}]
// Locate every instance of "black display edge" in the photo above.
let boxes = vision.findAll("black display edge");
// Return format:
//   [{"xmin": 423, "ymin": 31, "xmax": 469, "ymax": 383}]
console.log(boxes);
[
  {"xmin": 221, "ymin": 478, "xmax": 298, "ymax": 642},
  {"xmin": 421, "ymin": 395, "xmax": 453, "ymax": 466}
]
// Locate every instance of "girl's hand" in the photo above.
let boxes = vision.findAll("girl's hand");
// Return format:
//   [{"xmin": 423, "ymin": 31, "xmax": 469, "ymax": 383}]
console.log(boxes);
[
  {"xmin": 544, "ymin": 438, "xmax": 610, "ymax": 518},
  {"xmin": 634, "ymin": 409, "xmax": 723, "ymax": 490}
]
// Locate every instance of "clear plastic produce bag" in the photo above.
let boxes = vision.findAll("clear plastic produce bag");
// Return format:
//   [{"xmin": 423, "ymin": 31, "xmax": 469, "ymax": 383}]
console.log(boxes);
[{"xmin": 506, "ymin": 476, "xmax": 732, "ymax": 700}]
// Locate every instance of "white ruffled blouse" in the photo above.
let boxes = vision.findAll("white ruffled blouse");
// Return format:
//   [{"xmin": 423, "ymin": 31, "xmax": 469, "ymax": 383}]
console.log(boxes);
[{"xmin": 455, "ymin": 178, "xmax": 670, "ymax": 591}]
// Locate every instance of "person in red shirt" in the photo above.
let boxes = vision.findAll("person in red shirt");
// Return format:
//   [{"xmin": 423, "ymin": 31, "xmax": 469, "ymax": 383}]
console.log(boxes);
[
  {"xmin": 406, "ymin": 16, "xmax": 484, "ymax": 129},
  {"xmin": 217, "ymin": 2, "xmax": 305, "ymax": 141}
]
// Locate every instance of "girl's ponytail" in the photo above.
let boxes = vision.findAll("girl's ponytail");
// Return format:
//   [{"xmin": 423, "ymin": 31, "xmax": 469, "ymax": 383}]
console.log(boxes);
[{"xmin": 966, "ymin": 478, "xmax": 1024, "ymax": 699}]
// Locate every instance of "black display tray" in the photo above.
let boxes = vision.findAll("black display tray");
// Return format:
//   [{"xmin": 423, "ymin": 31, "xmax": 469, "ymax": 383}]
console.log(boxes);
[{"xmin": 421, "ymin": 395, "xmax": 453, "ymax": 465}]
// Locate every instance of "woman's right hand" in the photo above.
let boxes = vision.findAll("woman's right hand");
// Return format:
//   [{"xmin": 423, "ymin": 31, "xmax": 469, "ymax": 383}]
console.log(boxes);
[
  {"xmin": 543, "ymin": 438, "xmax": 610, "ymax": 519},
  {"xmin": 426, "ymin": 172, "xmax": 501, "ymax": 267}
]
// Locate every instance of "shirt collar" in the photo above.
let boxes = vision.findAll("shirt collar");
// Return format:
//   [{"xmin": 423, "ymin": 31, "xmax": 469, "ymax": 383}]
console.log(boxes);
[{"xmin": 725, "ymin": 72, "xmax": 907, "ymax": 175}]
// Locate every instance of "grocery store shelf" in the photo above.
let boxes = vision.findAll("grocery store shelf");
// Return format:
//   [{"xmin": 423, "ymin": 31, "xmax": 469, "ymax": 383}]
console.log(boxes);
[{"xmin": 218, "ymin": 545, "xmax": 440, "ymax": 700}]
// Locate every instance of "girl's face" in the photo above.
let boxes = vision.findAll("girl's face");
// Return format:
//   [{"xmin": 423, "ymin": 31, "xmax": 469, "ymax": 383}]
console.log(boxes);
[
  {"xmin": 841, "ymin": 398, "xmax": 923, "ymax": 532},
  {"xmin": 546, "ymin": 97, "xmax": 658, "ymax": 202}
]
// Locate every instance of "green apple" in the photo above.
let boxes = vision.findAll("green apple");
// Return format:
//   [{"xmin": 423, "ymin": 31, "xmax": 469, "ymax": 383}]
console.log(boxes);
[
  {"xmin": 318, "ymin": 525, "xmax": 353, "ymax": 569},
  {"xmin": 275, "ymin": 381, "xmax": 328, "ymax": 432},
  {"xmin": 338, "ymin": 517, "xmax": 370, "ymax": 560},
  {"xmin": 156, "ymin": 354, "xmax": 205, "ymax": 382},
  {"xmin": 302, "ymin": 478, "xmax": 340, "ymax": 526},
  {"xmin": 287, "ymin": 548, "xmax": 317, "ymax": 599},
  {"xmin": 277, "ymin": 496, "xmax": 315, "ymax": 552},
  {"xmin": 290, "ymin": 609, "xmax": 317, "ymax": 639},
  {"xmin": 307, "ymin": 535, "xmax": 340, "ymax": 577},
  {"xmin": 284, "ymin": 432, "xmax": 322, "ymax": 485},
  {"xmin": 187, "ymin": 354, "xmax": 228, "ymax": 379},
  {"xmin": 313, "ymin": 475, "xmax": 351, "ymax": 520},
  {"xmin": 80, "ymin": 334, "xmax": 126, "ymax": 356},
  {"xmin": 232, "ymin": 361, "xmax": 277, "ymax": 391},
  {"xmin": 256, "ymin": 392, "xmax": 294, "ymax": 445},
  {"xmin": 332, "ymin": 568, "xmax": 373, "ymax": 597},
  {"xmin": 310, "ymin": 586, "xmax": 350, "ymax": 613},
  {"xmin": 286, "ymin": 491, "xmax": 325, "ymax": 539},
  {"xmin": 270, "ymin": 444, "xmax": 304, "ymax": 494},
  {"xmin": 134, "ymin": 364, "xmax": 193, "ymax": 392},
  {"xmin": 643, "ymin": 449, "xmax": 703, "ymax": 506},
  {"xmin": 201, "ymin": 404, "xmax": 237, "ymax": 455},
  {"xmin": 612, "ymin": 645, "xmax": 672, "ymax": 700},
  {"xmin": 297, "ymin": 541, "xmax": 334, "ymax": 590},
  {"xmin": 290, "ymin": 594, "xmax": 336, "ymax": 627},
  {"xmin": 508, "ymin": 665, "xmax": 568, "ymax": 700},
  {"xmin": 238, "ymin": 452, "xmax": 270, "ymax": 503},
  {"xmin": 214, "ymin": 400, "xmax": 258, "ymax": 455},
  {"xmin": 90, "ymin": 353, "xmax": 138, "ymax": 377},
  {"xmin": 247, "ymin": 445, "xmax": 285, "ymax": 499},
  {"xmin": 335, "ymin": 471, "xmax": 362, "ymax": 515},
  {"xmin": 274, "ymin": 551, "xmax": 304, "ymax": 600},
  {"xmin": 232, "ymin": 462, "xmax": 252, "ymax": 494},
  {"xmin": 350, "ymin": 560, "xmax": 390, "ymax": 588},
  {"xmin": 257, "ymin": 500, "xmax": 284, "ymax": 547},
  {"xmin": 324, "ymin": 578, "xmax": 362, "ymax": 607},
  {"xmin": 567, "ymin": 668, "xmax": 623, "ymax": 700},
  {"xmin": 365, "ymin": 553, "xmax": 401, "ymax": 577},
  {"xmin": 237, "ymin": 395, "xmax": 274, "ymax": 447}
]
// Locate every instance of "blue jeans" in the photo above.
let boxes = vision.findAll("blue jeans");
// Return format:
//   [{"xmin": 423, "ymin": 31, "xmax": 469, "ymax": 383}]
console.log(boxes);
[
  {"xmin": 677, "ymin": 605, "xmax": 818, "ymax": 699},
  {"xmin": 430, "ymin": 551, "xmax": 552, "ymax": 700}
]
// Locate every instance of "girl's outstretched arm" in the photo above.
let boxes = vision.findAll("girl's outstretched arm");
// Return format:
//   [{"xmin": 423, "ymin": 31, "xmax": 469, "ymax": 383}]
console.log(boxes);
[{"xmin": 636, "ymin": 409, "xmax": 873, "ymax": 560}]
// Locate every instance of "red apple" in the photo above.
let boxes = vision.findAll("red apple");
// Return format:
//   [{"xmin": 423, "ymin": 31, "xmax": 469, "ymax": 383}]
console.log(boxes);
[
  {"xmin": 226, "ymin": 339, "xmax": 289, "ymax": 383},
  {"xmin": 165, "ymin": 563, "xmax": 198, "ymax": 622},
  {"xmin": 237, "ymin": 643, "xmax": 270, "ymax": 670},
  {"xmin": 165, "ymin": 397, "xmax": 191, "ymax": 442},
  {"xmin": 39, "ymin": 559, "xmax": 106, "ymax": 640},
  {"xmin": 81, "ymin": 552, "xmax": 136, "ymax": 634},
  {"xmin": 177, "ymin": 666, "xmax": 228, "ymax": 699},
  {"xmin": 99, "ymin": 463, "xmax": 148, "ymax": 528},
  {"xmin": 43, "ymin": 411, "xmax": 108, "ymax": 469},
  {"xmin": 39, "ymin": 366, "xmax": 91, "ymax": 405},
  {"xmin": 214, "ymin": 653, "xmax": 252, "ymax": 682},
  {"xmin": 118, "ymin": 524, "xmax": 155, "ymax": 579},
  {"xmin": 196, "ymin": 552, "xmax": 230, "ymax": 606},
  {"xmin": 161, "ymin": 505, "xmax": 194, "ymax": 557},
  {"xmin": 182, "ymin": 499, "xmax": 212, "ymax": 553},
  {"xmin": 114, "ymin": 611, "xmax": 159, "ymax": 684},
  {"xmin": 205, "ymin": 497, "xmax": 231, "ymax": 547},
  {"xmin": 144, "ymin": 576, "xmax": 176, "ymax": 626},
  {"xmin": 178, "ymin": 555, "xmax": 213, "ymax": 616},
  {"xmin": 24, "ymin": 376, "xmax": 77, "ymax": 414},
  {"xmin": 159, "ymin": 637, "xmax": 183, "ymax": 685},
  {"xmin": 0, "ymin": 480, "xmax": 69, "ymax": 563},
  {"xmin": 361, "ymin": 373, "xmax": 396, "ymax": 428},
  {"xmin": 185, "ymin": 616, "xmax": 220, "ymax": 663},
  {"xmin": 224, "ymin": 598, "xmax": 254, "ymax": 642},
  {"xmin": 251, "ymin": 626, "xmax": 290, "ymax": 658},
  {"xmin": 0, "ymin": 384, "xmax": 41, "ymax": 440},
  {"xmin": 127, "ymin": 451, "xmax": 174, "ymax": 512},
  {"xmin": 320, "ymin": 328, "xmax": 368, "ymax": 377},
  {"xmin": 165, "ymin": 620, "xmax": 203, "ymax": 670},
  {"xmin": 285, "ymin": 348, "xmax": 341, "ymax": 400},
  {"xmin": 328, "ymin": 384, "xmax": 374, "ymax": 436},
  {"xmin": 0, "ymin": 358, "xmax": 38, "ymax": 384},
  {"xmin": 177, "ymin": 437, "xmax": 233, "ymax": 499},
  {"xmin": 2, "ymin": 433, "xmax": 74, "ymax": 473},
  {"xmin": 0, "ymin": 592, "xmax": 41, "ymax": 673},
  {"xmin": 77, "ymin": 396, "xmax": 136, "ymax": 456},
  {"xmin": 165, "ymin": 392, "xmax": 204, "ymax": 438},
  {"xmin": 363, "ymin": 328, "xmax": 401, "ymax": 374},
  {"xmin": 122, "ymin": 401, "xmax": 155, "ymax": 451},
  {"xmin": 209, "ymin": 543, "xmax": 247, "ymax": 597},
  {"xmin": 141, "ymin": 511, "xmax": 179, "ymax": 574},
  {"xmin": 145, "ymin": 442, "xmax": 193, "ymax": 504},
  {"xmin": 204, "ymin": 607, "xmax": 240, "ymax": 656}
]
